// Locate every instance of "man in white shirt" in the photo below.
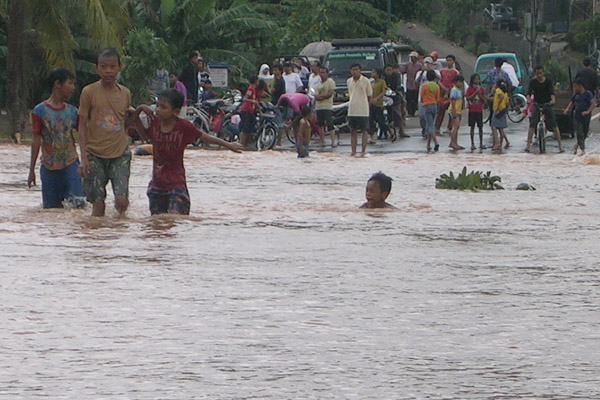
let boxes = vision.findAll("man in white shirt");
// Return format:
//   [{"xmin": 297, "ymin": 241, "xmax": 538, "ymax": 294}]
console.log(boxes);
[
  {"xmin": 501, "ymin": 60, "xmax": 519, "ymax": 90},
  {"xmin": 283, "ymin": 62, "xmax": 304, "ymax": 94},
  {"xmin": 347, "ymin": 63, "xmax": 372, "ymax": 157},
  {"xmin": 307, "ymin": 61, "xmax": 322, "ymax": 93}
]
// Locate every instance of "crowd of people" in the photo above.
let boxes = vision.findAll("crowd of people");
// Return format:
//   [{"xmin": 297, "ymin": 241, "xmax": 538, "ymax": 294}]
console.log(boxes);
[{"xmin": 26, "ymin": 46, "xmax": 600, "ymax": 216}]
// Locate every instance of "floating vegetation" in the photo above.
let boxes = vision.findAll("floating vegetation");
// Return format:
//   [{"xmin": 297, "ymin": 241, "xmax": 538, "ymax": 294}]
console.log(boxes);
[{"xmin": 435, "ymin": 166, "xmax": 504, "ymax": 191}]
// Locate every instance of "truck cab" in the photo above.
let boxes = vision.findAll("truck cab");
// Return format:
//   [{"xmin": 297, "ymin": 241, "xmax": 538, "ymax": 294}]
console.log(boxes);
[{"xmin": 323, "ymin": 38, "xmax": 398, "ymax": 102}]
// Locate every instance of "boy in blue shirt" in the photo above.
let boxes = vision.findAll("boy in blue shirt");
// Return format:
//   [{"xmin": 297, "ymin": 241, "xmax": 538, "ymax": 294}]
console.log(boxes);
[
  {"xmin": 564, "ymin": 78, "xmax": 595, "ymax": 155},
  {"xmin": 28, "ymin": 68, "xmax": 85, "ymax": 208}
]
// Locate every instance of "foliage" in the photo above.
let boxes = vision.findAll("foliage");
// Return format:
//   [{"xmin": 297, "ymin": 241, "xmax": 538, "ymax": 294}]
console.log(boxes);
[
  {"xmin": 436, "ymin": 167, "xmax": 504, "ymax": 191},
  {"xmin": 569, "ymin": 16, "xmax": 600, "ymax": 53},
  {"xmin": 120, "ymin": 27, "xmax": 171, "ymax": 105},
  {"xmin": 543, "ymin": 60, "xmax": 568, "ymax": 88},
  {"xmin": 472, "ymin": 25, "xmax": 489, "ymax": 55}
]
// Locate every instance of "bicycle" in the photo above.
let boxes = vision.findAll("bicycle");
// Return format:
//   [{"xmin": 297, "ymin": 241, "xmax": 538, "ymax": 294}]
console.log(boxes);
[
  {"xmin": 532, "ymin": 102, "xmax": 552, "ymax": 154},
  {"xmin": 484, "ymin": 92, "xmax": 527, "ymax": 124}
]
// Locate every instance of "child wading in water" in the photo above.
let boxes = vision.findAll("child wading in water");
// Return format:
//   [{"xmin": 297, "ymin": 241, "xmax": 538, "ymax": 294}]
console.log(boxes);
[
  {"xmin": 292, "ymin": 105, "xmax": 312, "ymax": 158},
  {"xmin": 466, "ymin": 73, "xmax": 486, "ymax": 150},
  {"xmin": 360, "ymin": 172, "xmax": 396, "ymax": 209},
  {"xmin": 448, "ymin": 75, "xmax": 465, "ymax": 150},
  {"xmin": 78, "ymin": 48, "xmax": 133, "ymax": 217},
  {"xmin": 28, "ymin": 68, "xmax": 85, "ymax": 208},
  {"xmin": 133, "ymin": 89, "xmax": 243, "ymax": 215},
  {"xmin": 491, "ymin": 78, "xmax": 510, "ymax": 151},
  {"xmin": 564, "ymin": 78, "xmax": 595, "ymax": 155}
]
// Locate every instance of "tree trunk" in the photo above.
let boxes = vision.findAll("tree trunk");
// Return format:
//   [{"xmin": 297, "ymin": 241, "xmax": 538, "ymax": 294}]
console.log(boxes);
[{"xmin": 6, "ymin": 0, "xmax": 25, "ymax": 143}]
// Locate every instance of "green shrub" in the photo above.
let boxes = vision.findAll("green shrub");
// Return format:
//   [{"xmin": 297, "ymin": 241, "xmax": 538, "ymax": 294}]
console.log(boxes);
[
  {"xmin": 543, "ymin": 60, "xmax": 568, "ymax": 88},
  {"xmin": 435, "ymin": 166, "xmax": 504, "ymax": 191}
]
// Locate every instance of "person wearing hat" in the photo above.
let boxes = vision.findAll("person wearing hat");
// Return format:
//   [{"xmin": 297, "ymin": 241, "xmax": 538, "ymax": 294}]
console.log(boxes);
[
  {"xmin": 200, "ymin": 78, "xmax": 216, "ymax": 102},
  {"xmin": 400, "ymin": 51, "xmax": 423, "ymax": 117},
  {"xmin": 430, "ymin": 51, "xmax": 443, "ymax": 71}
]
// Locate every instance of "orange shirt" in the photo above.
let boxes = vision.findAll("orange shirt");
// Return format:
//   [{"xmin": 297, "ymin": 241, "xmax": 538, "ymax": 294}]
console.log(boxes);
[{"xmin": 420, "ymin": 82, "xmax": 440, "ymax": 106}]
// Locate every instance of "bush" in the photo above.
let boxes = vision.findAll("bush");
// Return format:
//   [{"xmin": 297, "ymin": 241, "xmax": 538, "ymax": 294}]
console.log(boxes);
[
  {"xmin": 435, "ymin": 167, "xmax": 504, "ymax": 191},
  {"xmin": 543, "ymin": 60, "xmax": 568, "ymax": 88}
]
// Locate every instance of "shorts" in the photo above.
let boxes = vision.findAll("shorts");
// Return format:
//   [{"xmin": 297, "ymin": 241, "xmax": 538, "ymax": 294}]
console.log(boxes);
[
  {"xmin": 40, "ymin": 160, "xmax": 85, "ymax": 209},
  {"xmin": 468, "ymin": 112, "xmax": 483, "ymax": 128},
  {"xmin": 347, "ymin": 116, "xmax": 368, "ymax": 131},
  {"xmin": 274, "ymin": 108, "xmax": 284, "ymax": 129},
  {"xmin": 529, "ymin": 103, "xmax": 557, "ymax": 130},
  {"xmin": 147, "ymin": 184, "xmax": 191, "ymax": 215},
  {"xmin": 448, "ymin": 113, "xmax": 462, "ymax": 121},
  {"xmin": 83, "ymin": 148, "xmax": 131, "ymax": 204},
  {"xmin": 296, "ymin": 142, "xmax": 309, "ymax": 158},
  {"xmin": 240, "ymin": 111, "xmax": 254, "ymax": 134},
  {"xmin": 316, "ymin": 109, "xmax": 334, "ymax": 131}
]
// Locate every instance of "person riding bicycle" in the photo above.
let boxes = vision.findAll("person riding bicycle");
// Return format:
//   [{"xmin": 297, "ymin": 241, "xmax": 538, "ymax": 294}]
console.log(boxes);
[{"xmin": 525, "ymin": 65, "xmax": 564, "ymax": 153}]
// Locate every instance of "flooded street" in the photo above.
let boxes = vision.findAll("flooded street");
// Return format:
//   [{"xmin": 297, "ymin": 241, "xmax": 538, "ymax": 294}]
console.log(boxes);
[{"xmin": 1, "ymin": 130, "xmax": 600, "ymax": 399}]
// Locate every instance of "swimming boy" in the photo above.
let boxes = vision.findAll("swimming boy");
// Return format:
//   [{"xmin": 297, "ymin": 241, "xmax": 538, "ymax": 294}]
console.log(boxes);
[
  {"xmin": 360, "ymin": 172, "xmax": 396, "ymax": 209},
  {"xmin": 78, "ymin": 48, "xmax": 133, "ymax": 217},
  {"xmin": 133, "ymin": 89, "xmax": 243, "ymax": 215},
  {"xmin": 28, "ymin": 68, "xmax": 85, "ymax": 209}
]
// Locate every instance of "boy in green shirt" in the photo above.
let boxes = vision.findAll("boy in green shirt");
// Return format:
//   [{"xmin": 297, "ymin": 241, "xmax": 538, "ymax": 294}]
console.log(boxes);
[{"xmin": 368, "ymin": 69, "xmax": 388, "ymax": 142}]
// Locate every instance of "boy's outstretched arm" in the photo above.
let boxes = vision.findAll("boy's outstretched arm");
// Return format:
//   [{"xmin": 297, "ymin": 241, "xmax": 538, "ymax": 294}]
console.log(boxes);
[
  {"xmin": 28, "ymin": 134, "xmax": 41, "ymax": 188},
  {"xmin": 200, "ymin": 132, "xmax": 243, "ymax": 153},
  {"xmin": 132, "ymin": 105, "xmax": 154, "ymax": 141}
]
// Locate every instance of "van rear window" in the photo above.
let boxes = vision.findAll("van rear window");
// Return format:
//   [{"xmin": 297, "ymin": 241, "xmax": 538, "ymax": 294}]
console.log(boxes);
[{"xmin": 476, "ymin": 57, "xmax": 517, "ymax": 74}]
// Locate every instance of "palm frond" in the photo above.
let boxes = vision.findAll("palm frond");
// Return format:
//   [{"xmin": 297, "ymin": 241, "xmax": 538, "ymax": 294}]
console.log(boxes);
[
  {"xmin": 32, "ymin": 0, "xmax": 78, "ymax": 70},
  {"xmin": 81, "ymin": 0, "xmax": 128, "ymax": 51}
]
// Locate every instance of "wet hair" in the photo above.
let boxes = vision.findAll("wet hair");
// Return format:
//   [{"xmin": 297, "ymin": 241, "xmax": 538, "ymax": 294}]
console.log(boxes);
[
  {"xmin": 368, "ymin": 172, "xmax": 393, "ymax": 194},
  {"xmin": 446, "ymin": 54, "xmax": 456, "ymax": 61},
  {"xmin": 534, "ymin": 65, "xmax": 544, "ymax": 72},
  {"xmin": 372, "ymin": 68, "xmax": 382, "ymax": 78},
  {"xmin": 291, "ymin": 105, "xmax": 312, "ymax": 131},
  {"xmin": 469, "ymin": 73, "xmax": 480, "ymax": 86},
  {"xmin": 97, "ymin": 48, "xmax": 121, "ymax": 65},
  {"xmin": 426, "ymin": 69, "xmax": 437, "ymax": 81},
  {"xmin": 384, "ymin": 64, "xmax": 394, "ymax": 70},
  {"xmin": 47, "ymin": 68, "xmax": 75, "ymax": 88},
  {"xmin": 495, "ymin": 78, "xmax": 508, "ymax": 93},
  {"xmin": 283, "ymin": 62, "xmax": 292, "ymax": 69},
  {"xmin": 583, "ymin": 57, "xmax": 592, "ymax": 67},
  {"xmin": 495, "ymin": 57, "xmax": 504, "ymax": 68},
  {"xmin": 453, "ymin": 75, "xmax": 465, "ymax": 83},
  {"xmin": 160, "ymin": 88, "xmax": 184, "ymax": 110},
  {"xmin": 319, "ymin": 66, "xmax": 329, "ymax": 73},
  {"xmin": 350, "ymin": 63, "xmax": 362, "ymax": 70},
  {"xmin": 248, "ymin": 75, "xmax": 258, "ymax": 85},
  {"xmin": 573, "ymin": 77, "xmax": 585, "ymax": 87},
  {"xmin": 311, "ymin": 60, "xmax": 321, "ymax": 68},
  {"xmin": 272, "ymin": 64, "xmax": 282, "ymax": 73}
]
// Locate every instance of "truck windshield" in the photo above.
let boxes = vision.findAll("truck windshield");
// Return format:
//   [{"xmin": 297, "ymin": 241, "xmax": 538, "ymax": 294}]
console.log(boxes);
[{"xmin": 324, "ymin": 51, "xmax": 381, "ymax": 75}]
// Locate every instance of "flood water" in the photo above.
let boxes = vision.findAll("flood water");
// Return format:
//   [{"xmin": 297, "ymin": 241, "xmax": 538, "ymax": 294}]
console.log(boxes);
[{"xmin": 1, "ymin": 137, "xmax": 599, "ymax": 399}]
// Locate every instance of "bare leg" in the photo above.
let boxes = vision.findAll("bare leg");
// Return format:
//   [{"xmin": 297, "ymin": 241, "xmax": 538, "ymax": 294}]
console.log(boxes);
[
  {"xmin": 525, "ymin": 127, "xmax": 534, "ymax": 151},
  {"xmin": 329, "ymin": 129, "xmax": 336, "ymax": 147},
  {"xmin": 350, "ymin": 129, "xmax": 357, "ymax": 156},
  {"xmin": 115, "ymin": 195, "xmax": 129, "ymax": 217},
  {"xmin": 360, "ymin": 129, "xmax": 368, "ymax": 156},
  {"xmin": 92, "ymin": 201, "xmax": 106, "ymax": 217},
  {"xmin": 491, "ymin": 126, "xmax": 499, "ymax": 150},
  {"xmin": 552, "ymin": 127, "xmax": 564, "ymax": 152}
]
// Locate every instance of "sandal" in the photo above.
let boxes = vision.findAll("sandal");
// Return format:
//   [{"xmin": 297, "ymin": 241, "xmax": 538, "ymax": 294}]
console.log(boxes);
[{"xmin": 434, "ymin": 144, "xmax": 439, "ymax": 152}]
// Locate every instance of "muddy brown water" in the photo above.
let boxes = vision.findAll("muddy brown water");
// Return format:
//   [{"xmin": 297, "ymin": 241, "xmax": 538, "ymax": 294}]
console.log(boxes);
[{"xmin": 1, "ymin": 141, "xmax": 599, "ymax": 399}]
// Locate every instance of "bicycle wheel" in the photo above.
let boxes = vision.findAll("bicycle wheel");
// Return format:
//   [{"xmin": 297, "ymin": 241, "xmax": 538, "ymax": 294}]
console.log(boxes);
[
  {"xmin": 483, "ymin": 101, "xmax": 492, "ymax": 124},
  {"xmin": 286, "ymin": 124, "xmax": 295, "ymax": 144},
  {"xmin": 508, "ymin": 94, "xmax": 527, "ymax": 123},
  {"xmin": 537, "ymin": 122, "xmax": 546, "ymax": 153}
]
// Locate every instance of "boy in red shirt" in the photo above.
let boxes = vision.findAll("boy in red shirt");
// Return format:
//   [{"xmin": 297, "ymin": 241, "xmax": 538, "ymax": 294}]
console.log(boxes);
[
  {"xmin": 133, "ymin": 89, "xmax": 242, "ymax": 215},
  {"xmin": 240, "ymin": 76, "xmax": 260, "ymax": 148}
]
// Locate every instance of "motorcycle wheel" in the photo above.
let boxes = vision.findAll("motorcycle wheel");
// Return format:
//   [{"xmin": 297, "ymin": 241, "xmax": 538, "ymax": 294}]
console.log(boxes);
[
  {"xmin": 257, "ymin": 124, "xmax": 277, "ymax": 151},
  {"xmin": 218, "ymin": 115, "xmax": 239, "ymax": 143},
  {"xmin": 192, "ymin": 116, "xmax": 210, "ymax": 147}
]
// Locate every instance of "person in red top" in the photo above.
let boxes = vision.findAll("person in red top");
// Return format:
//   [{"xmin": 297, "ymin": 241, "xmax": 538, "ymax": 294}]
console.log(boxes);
[
  {"xmin": 240, "ymin": 76, "xmax": 261, "ymax": 148},
  {"xmin": 435, "ymin": 54, "xmax": 459, "ymax": 135},
  {"xmin": 133, "ymin": 89, "xmax": 242, "ymax": 215},
  {"xmin": 466, "ymin": 73, "xmax": 486, "ymax": 150}
]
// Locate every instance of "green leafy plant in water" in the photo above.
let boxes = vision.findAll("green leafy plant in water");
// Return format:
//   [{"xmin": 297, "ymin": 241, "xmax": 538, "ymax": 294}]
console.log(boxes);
[{"xmin": 436, "ymin": 166, "xmax": 504, "ymax": 191}]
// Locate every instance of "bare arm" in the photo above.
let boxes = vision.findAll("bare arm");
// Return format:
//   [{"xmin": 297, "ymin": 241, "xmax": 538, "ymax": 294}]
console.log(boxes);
[
  {"xmin": 132, "ymin": 105, "xmax": 155, "ymax": 141},
  {"xmin": 563, "ymin": 101, "xmax": 574, "ymax": 114},
  {"xmin": 28, "ymin": 135, "xmax": 41, "ymax": 187},
  {"xmin": 583, "ymin": 98, "xmax": 596, "ymax": 115},
  {"xmin": 200, "ymin": 132, "xmax": 243, "ymax": 153},
  {"xmin": 77, "ymin": 114, "xmax": 89, "ymax": 178}
]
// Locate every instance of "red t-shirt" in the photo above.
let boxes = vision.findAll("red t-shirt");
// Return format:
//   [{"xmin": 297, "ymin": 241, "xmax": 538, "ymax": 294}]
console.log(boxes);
[
  {"xmin": 147, "ymin": 118, "xmax": 203, "ymax": 191},
  {"xmin": 240, "ymin": 85, "xmax": 260, "ymax": 113},
  {"xmin": 440, "ymin": 69, "xmax": 458, "ymax": 92},
  {"xmin": 466, "ymin": 85, "xmax": 485, "ymax": 113}
]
